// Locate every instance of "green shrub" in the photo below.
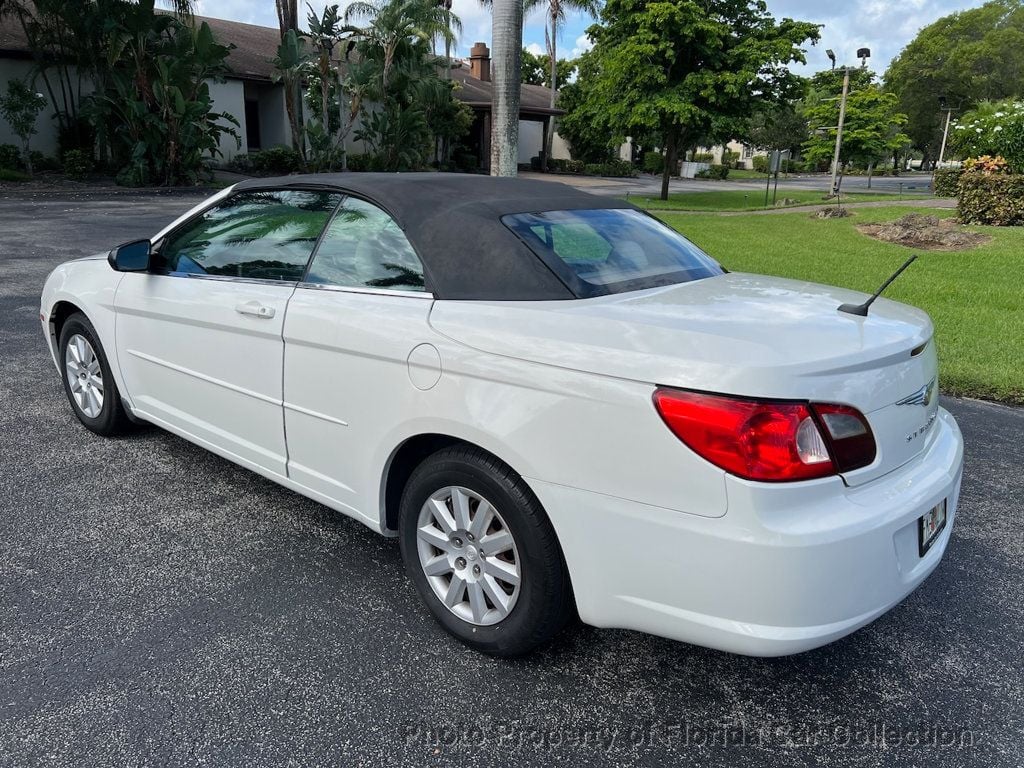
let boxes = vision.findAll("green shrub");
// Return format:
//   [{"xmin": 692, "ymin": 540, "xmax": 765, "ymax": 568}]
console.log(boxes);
[
  {"xmin": 549, "ymin": 157, "xmax": 584, "ymax": 173},
  {"xmin": 692, "ymin": 152, "xmax": 714, "ymax": 163},
  {"xmin": 29, "ymin": 150, "xmax": 60, "ymax": 171},
  {"xmin": 957, "ymin": 172, "xmax": 1024, "ymax": 225},
  {"xmin": 0, "ymin": 167, "xmax": 30, "ymax": 181},
  {"xmin": 642, "ymin": 151, "xmax": 664, "ymax": 174},
  {"xmin": 696, "ymin": 164, "xmax": 730, "ymax": 180},
  {"xmin": 933, "ymin": 168, "xmax": 963, "ymax": 197},
  {"xmin": 721, "ymin": 149, "xmax": 739, "ymax": 167},
  {"xmin": 346, "ymin": 153, "xmax": 371, "ymax": 172},
  {"xmin": 583, "ymin": 159, "xmax": 636, "ymax": 177},
  {"xmin": 249, "ymin": 146, "xmax": 302, "ymax": 175},
  {"xmin": 453, "ymin": 150, "xmax": 478, "ymax": 173},
  {"xmin": 752, "ymin": 155, "xmax": 769, "ymax": 173},
  {"xmin": 0, "ymin": 143, "xmax": 21, "ymax": 169},
  {"xmin": 62, "ymin": 148, "xmax": 94, "ymax": 179}
]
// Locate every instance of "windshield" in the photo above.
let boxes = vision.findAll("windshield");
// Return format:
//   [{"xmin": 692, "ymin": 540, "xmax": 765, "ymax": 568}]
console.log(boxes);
[{"xmin": 502, "ymin": 208, "xmax": 723, "ymax": 297}]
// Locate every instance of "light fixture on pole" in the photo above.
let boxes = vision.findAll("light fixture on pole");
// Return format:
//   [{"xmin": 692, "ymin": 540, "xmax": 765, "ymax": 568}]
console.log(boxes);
[
  {"xmin": 826, "ymin": 49, "xmax": 836, "ymax": 70},
  {"xmin": 829, "ymin": 47, "xmax": 870, "ymax": 197}
]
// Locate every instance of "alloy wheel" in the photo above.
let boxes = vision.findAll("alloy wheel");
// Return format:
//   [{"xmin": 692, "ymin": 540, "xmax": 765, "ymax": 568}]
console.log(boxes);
[
  {"xmin": 415, "ymin": 485, "xmax": 522, "ymax": 626},
  {"xmin": 64, "ymin": 333, "xmax": 104, "ymax": 418}
]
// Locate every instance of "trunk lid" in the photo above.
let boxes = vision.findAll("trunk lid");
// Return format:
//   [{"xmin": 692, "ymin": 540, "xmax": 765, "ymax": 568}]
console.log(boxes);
[{"xmin": 429, "ymin": 273, "xmax": 938, "ymax": 486}]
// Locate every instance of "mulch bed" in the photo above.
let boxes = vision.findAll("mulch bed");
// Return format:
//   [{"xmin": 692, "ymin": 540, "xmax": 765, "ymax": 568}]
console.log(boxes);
[{"xmin": 858, "ymin": 213, "xmax": 990, "ymax": 251}]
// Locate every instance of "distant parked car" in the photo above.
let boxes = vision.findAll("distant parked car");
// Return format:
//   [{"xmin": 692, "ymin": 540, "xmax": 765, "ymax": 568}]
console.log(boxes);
[{"xmin": 40, "ymin": 174, "xmax": 963, "ymax": 656}]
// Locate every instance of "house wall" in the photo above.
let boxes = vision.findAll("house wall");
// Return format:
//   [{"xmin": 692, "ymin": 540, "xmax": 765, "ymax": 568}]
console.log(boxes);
[
  {"xmin": 207, "ymin": 78, "xmax": 246, "ymax": 162},
  {"xmin": 0, "ymin": 59, "xmax": 92, "ymax": 158}
]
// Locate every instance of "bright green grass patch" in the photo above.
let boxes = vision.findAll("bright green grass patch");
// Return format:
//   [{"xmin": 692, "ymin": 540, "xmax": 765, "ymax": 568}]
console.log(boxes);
[
  {"xmin": 657, "ymin": 205, "xmax": 1024, "ymax": 404},
  {"xmin": 632, "ymin": 189, "xmax": 932, "ymax": 212},
  {"xmin": 0, "ymin": 167, "xmax": 30, "ymax": 182},
  {"xmin": 724, "ymin": 168, "xmax": 767, "ymax": 180}
]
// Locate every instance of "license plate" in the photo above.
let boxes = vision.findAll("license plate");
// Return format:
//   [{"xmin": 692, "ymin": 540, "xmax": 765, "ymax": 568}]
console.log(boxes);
[{"xmin": 918, "ymin": 500, "xmax": 947, "ymax": 557}]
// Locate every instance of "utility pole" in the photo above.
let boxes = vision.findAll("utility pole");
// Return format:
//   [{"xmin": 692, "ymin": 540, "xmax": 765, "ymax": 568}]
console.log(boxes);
[
  {"xmin": 829, "ymin": 67, "xmax": 850, "ymax": 198},
  {"xmin": 935, "ymin": 107, "xmax": 953, "ymax": 176}
]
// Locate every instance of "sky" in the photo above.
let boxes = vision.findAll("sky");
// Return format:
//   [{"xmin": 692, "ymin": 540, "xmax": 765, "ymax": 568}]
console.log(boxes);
[{"xmin": 182, "ymin": 0, "xmax": 990, "ymax": 75}]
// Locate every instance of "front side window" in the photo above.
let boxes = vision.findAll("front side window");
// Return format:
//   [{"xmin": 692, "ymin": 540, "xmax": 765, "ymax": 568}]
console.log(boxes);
[
  {"xmin": 502, "ymin": 208, "xmax": 723, "ymax": 297},
  {"xmin": 154, "ymin": 190, "xmax": 342, "ymax": 281},
  {"xmin": 305, "ymin": 197, "xmax": 426, "ymax": 292}
]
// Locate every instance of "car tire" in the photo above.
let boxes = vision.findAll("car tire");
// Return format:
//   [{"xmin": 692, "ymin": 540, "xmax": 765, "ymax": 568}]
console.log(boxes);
[
  {"xmin": 58, "ymin": 312, "xmax": 134, "ymax": 436},
  {"xmin": 398, "ymin": 445, "xmax": 573, "ymax": 657}
]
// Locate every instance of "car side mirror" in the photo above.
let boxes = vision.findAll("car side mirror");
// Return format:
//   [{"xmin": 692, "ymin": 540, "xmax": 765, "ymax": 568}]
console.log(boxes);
[{"xmin": 108, "ymin": 239, "xmax": 152, "ymax": 272}]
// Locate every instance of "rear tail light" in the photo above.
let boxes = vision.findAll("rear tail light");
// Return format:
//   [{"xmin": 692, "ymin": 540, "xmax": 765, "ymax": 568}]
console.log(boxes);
[{"xmin": 652, "ymin": 389, "xmax": 876, "ymax": 482}]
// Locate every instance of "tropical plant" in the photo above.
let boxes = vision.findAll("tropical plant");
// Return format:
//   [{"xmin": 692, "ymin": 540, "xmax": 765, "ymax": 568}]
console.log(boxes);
[
  {"xmin": 0, "ymin": 79, "xmax": 46, "ymax": 175},
  {"xmin": 343, "ymin": 0, "xmax": 468, "ymax": 170},
  {"xmin": 271, "ymin": 28, "xmax": 312, "ymax": 163},
  {"xmin": 950, "ymin": 100, "xmax": 1024, "ymax": 172},
  {"xmin": 86, "ymin": 1, "xmax": 239, "ymax": 185},
  {"xmin": 345, "ymin": 0, "xmax": 459, "ymax": 104}
]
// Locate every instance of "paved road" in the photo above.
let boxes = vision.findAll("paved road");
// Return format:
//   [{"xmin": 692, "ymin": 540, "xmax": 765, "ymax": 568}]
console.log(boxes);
[
  {"xmin": 1, "ymin": 190, "xmax": 1022, "ymax": 767},
  {"xmin": 520, "ymin": 170, "xmax": 936, "ymax": 198}
]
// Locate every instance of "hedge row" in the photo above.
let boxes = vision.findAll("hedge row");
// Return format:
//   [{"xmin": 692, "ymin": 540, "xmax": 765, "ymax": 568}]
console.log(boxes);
[
  {"xmin": 958, "ymin": 173, "xmax": 1024, "ymax": 226},
  {"xmin": 933, "ymin": 168, "xmax": 963, "ymax": 197}
]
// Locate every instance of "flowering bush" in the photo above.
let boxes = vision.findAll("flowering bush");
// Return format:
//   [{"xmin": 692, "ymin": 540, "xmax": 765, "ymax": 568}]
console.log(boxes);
[{"xmin": 950, "ymin": 100, "xmax": 1024, "ymax": 172}]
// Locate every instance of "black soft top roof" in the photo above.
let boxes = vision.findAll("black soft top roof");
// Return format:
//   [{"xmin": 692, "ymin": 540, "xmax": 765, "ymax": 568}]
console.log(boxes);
[{"xmin": 234, "ymin": 172, "xmax": 638, "ymax": 300}]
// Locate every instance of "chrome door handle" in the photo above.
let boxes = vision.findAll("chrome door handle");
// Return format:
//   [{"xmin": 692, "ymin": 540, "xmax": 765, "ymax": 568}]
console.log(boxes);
[{"xmin": 235, "ymin": 300, "xmax": 276, "ymax": 319}]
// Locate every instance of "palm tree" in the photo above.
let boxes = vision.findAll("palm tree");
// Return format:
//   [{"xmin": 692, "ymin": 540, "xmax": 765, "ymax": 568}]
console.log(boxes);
[
  {"xmin": 490, "ymin": 0, "xmax": 523, "ymax": 176},
  {"xmin": 344, "ymin": 0, "xmax": 459, "ymax": 105},
  {"xmin": 482, "ymin": 0, "xmax": 598, "ymax": 170},
  {"xmin": 539, "ymin": 0, "xmax": 598, "ymax": 169}
]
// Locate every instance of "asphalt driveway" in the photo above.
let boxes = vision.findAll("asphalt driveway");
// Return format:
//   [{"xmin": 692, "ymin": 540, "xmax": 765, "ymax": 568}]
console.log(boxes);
[{"xmin": 1, "ymin": 188, "xmax": 1022, "ymax": 767}]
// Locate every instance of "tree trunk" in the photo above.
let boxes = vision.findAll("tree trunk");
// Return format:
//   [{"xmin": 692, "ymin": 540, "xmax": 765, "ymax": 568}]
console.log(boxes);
[
  {"xmin": 541, "ymin": 19, "xmax": 556, "ymax": 172},
  {"xmin": 490, "ymin": 0, "xmax": 523, "ymax": 177},
  {"xmin": 660, "ymin": 130, "xmax": 677, "ymax": 201},
  {"xmin": 22, "ymin": 139, "xmax": 33, "ymax": 177}
]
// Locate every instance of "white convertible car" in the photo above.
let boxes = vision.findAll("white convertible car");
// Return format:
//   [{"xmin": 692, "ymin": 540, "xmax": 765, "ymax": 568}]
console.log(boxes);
[{"xmin": 40, "ymin": 174, "xmax": 964, "ymax": 657}]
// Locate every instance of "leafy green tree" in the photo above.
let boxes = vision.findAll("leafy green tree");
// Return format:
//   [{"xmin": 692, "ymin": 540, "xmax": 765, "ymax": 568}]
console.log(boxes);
[
  {"xmin": 556, "ymin": 49, "xmax": 617, "ymax": 162},
  {"xmin": 744, "ymin": 97, "xmax": 809, "ymax": 157},
  {"xmin": 581, "ymin": 0, "xmax": 819, "ymax": 199},
  {"xmin": 0, "ymin": 79, "xmax": 46, "ymax": 175},
  {"xmin": 521, "ymin": 48, "xmax": 577, "ymax": 88},
  {"xmin": 521, "ymin": 47, "xmax": 546, "ymax": 84},
  {"xmin": 885, "ymin": 0, "xmax": 1024, "ymax": 167},
  {"xmin": 803, "ymin": 69, "xmax": 910, "ymax": 183}
]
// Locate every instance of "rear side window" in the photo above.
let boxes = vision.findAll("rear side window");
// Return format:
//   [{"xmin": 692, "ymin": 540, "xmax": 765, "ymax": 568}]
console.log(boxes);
[
  {"xmin": 304, "ymin": 197, "xmax": 426, "ymax": 292},
  {"xmin": 502, "ymin": 208, "xmax": 723, "ymax": 297},
  {"xmin": 154, "ymin": 190, "xmax": 342, "ymax": 281}
]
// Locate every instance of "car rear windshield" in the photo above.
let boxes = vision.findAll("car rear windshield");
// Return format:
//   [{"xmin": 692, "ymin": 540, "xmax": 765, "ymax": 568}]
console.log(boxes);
[{"xmin": 502, "ymin": 208, "xmax": 724, "ymax": 297}]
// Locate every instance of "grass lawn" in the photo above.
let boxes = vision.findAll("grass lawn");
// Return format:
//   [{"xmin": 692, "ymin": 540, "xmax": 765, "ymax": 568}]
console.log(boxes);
[
  {"xmin": 657, "ymin": 205, "xmax": 1023, "ymax": 405},
  {"xmin": 724, "ymin": 168, "xmax": 767, "ymax": 180},
  {"xmin": 632, "ymin": 189, "xmax": 932, "ymax": 212},
  {"xmin": 0, "ymin": 167, "xmax": 30, "ymax": 182}
]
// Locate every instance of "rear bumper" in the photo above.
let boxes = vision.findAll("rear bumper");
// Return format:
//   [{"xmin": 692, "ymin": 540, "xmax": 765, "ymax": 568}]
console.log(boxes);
[{"xmin": 530, "ymin": 408, "xmax": 964, "ymax": 656}]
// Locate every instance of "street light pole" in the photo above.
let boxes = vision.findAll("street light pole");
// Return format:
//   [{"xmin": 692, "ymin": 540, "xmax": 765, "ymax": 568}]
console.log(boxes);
[
  {"xmin": 937, "ymin": 109, "xmax": 953, "ymax": 168},
  {"xmin": 829, "ymin": 67, "xmax": 850, "ymax": 197}
]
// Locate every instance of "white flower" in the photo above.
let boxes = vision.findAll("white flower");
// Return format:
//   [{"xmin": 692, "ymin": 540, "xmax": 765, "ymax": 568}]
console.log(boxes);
[
  {"xmin": 996, "ymin": 111, "xmax": 1005, "ymax": 117},
  {"xmin": 35, "ymin": 92, "xmax": 44, "ymax": 98},
  {"xmin": 977, "ymin": 127, "xmax": 983, "ymax": 133},
  {"xmin": 995, "ymin": 125, "xmax": 1004, "ymax": 131}
]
